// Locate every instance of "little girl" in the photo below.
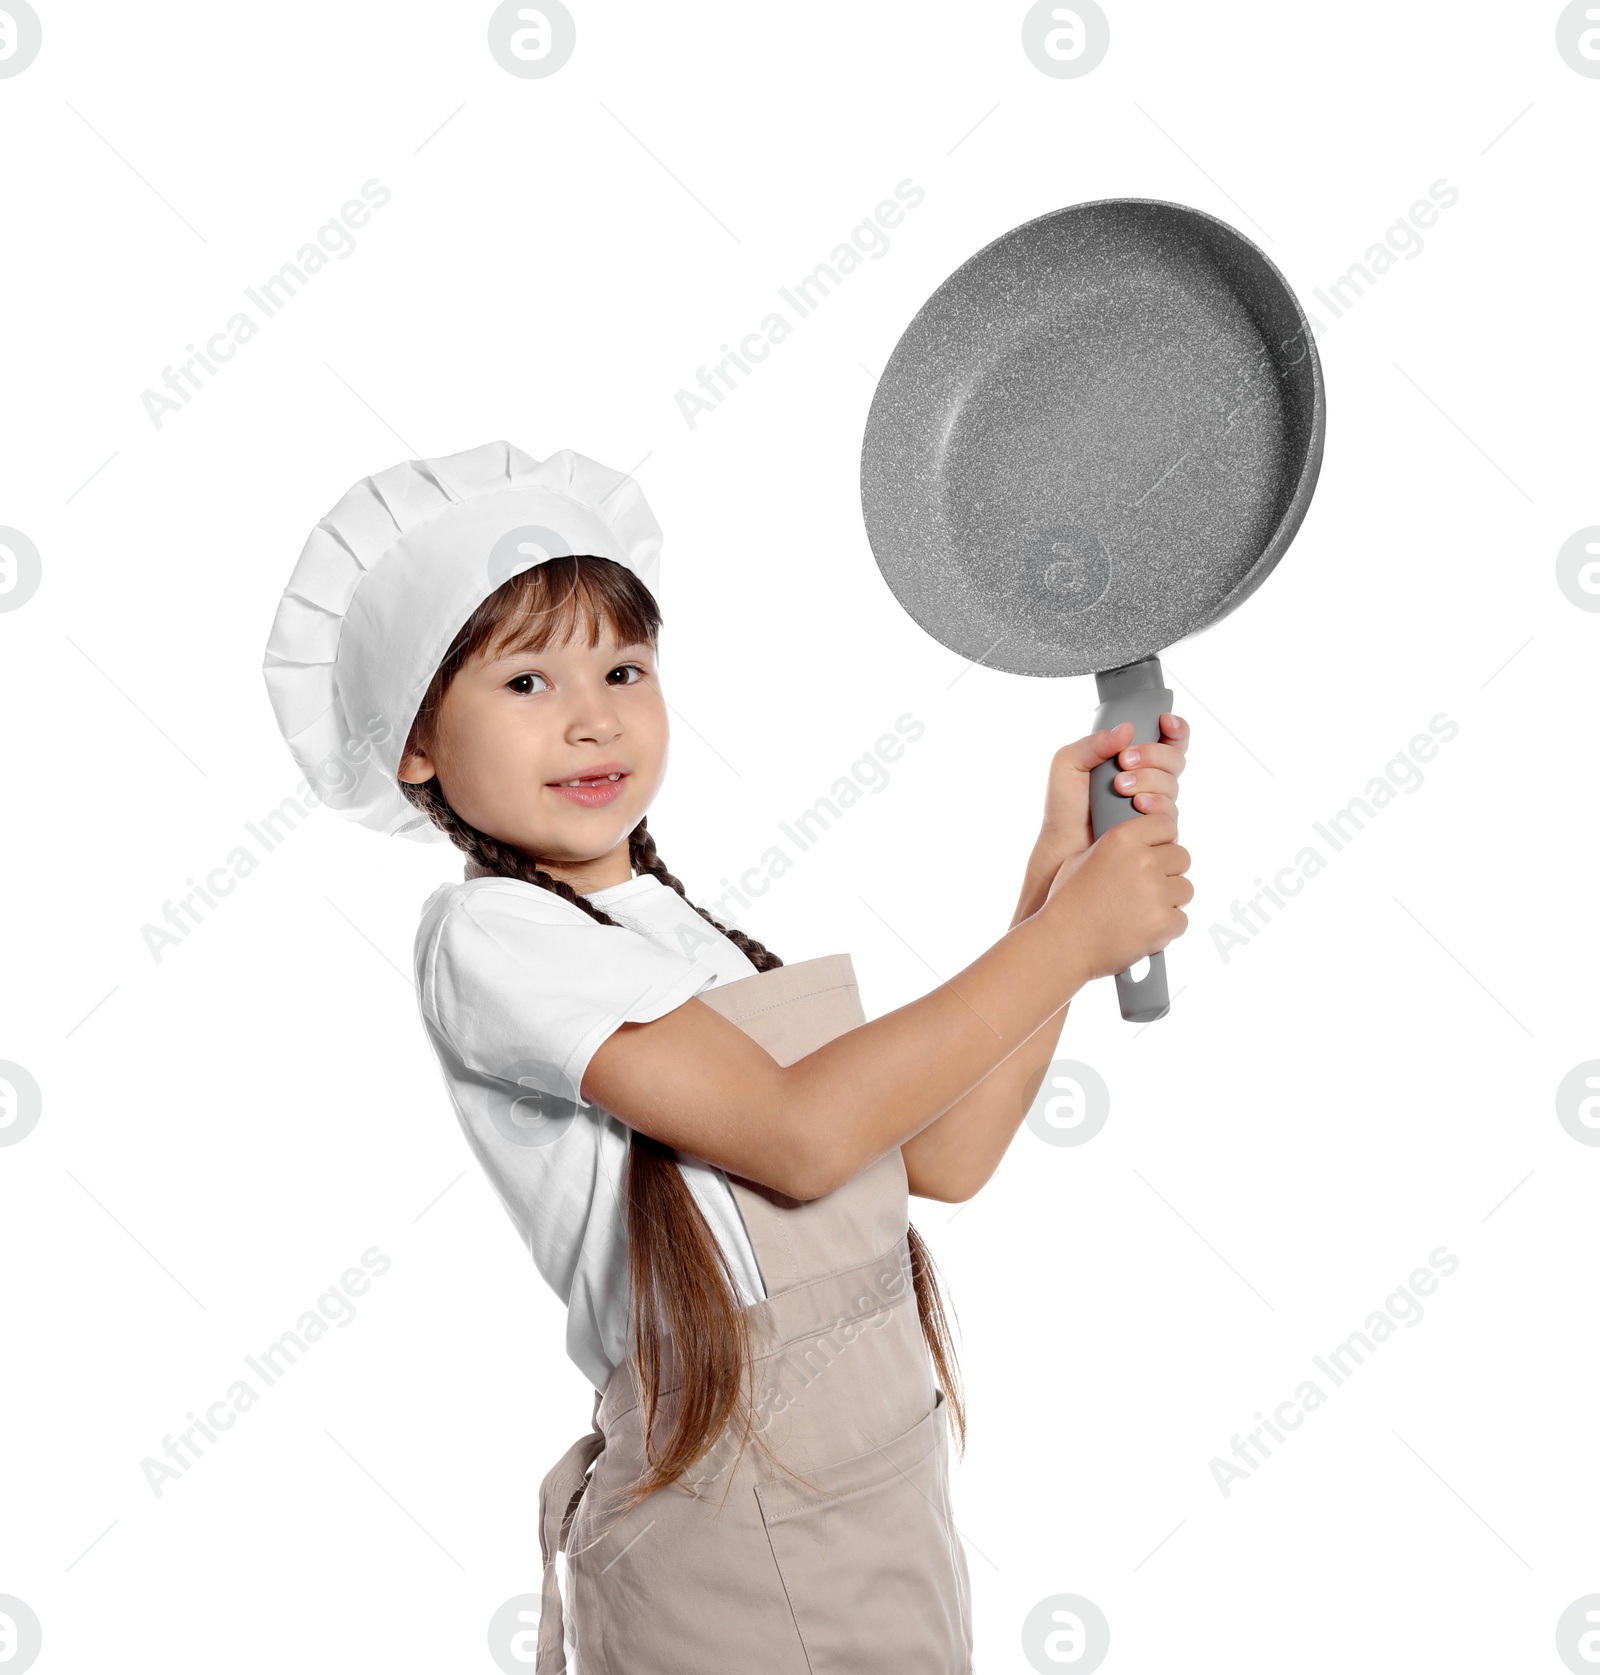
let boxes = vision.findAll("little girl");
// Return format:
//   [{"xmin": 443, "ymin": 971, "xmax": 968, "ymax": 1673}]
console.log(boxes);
[{"xmin": 263, "ymin": 440, "xmax": 1191, "ymax": 1674}]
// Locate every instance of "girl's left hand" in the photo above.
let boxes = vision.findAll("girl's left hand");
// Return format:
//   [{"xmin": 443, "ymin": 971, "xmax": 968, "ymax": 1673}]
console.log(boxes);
[{"xmin": 1036, "ymin": 712, "xmax": 1190, "ymax": 863}]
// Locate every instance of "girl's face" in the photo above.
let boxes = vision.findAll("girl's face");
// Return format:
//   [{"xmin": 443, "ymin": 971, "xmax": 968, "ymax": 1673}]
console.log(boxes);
[{"xmin": 398, "ymin": 622, "xmax": 668, "ymax": 893}]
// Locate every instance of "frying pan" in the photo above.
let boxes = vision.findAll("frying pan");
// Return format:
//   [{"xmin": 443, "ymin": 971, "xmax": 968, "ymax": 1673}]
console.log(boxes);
[{"xmin": 860, "ymin": 197, "xmax": 1326, "ymax": 1022}]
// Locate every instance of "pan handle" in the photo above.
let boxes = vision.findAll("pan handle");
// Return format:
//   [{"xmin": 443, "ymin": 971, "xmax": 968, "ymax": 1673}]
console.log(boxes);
[{"xmin": 1088, "ymin": 656, "xmax": 1175, "ymax": 1023}]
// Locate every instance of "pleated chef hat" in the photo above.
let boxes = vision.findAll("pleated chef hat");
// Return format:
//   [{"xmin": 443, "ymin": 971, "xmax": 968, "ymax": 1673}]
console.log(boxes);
[{"xmin": 262, "ymin": 439, "xmax": 663, "ymax": 844}]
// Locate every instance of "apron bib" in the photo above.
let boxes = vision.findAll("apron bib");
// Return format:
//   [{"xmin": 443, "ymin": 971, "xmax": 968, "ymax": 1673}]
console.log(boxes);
[{"xmin": 535, "ymin": 953, "xmax": 973, "ymax": 1673}]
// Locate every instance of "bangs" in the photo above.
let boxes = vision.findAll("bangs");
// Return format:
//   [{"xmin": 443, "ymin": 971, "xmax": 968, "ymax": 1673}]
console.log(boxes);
[
  {"xmin": 480, "ymin": 558, "xmax": 657, "ymax": 662},
  {"xmin": 403, "ymin": 553, "xmax": 662, "ymax": 757}
]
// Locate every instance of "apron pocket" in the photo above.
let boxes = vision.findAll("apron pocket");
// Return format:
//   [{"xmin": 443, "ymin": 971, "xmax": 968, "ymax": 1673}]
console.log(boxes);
[{"xmin": 755, "ymin": 1389, "xmax": 971, "ymax": 1672}]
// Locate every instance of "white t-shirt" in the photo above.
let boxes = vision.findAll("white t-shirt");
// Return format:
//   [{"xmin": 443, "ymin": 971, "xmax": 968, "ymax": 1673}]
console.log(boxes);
[{"xmin": 412, "ymin": 870, "xmax": 766, "ymax": 1390}]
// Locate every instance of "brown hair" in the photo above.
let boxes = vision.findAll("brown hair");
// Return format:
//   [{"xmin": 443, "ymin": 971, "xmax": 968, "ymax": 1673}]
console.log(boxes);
[{"xmin": 398, "ymin": 554, "xmax": 963, "ymax": 1512}]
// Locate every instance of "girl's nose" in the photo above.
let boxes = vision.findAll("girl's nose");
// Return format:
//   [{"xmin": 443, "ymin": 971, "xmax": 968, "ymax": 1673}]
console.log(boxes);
[{"xmin": 565, "ymin": 698, "xmax": 623, "ymax": 742}]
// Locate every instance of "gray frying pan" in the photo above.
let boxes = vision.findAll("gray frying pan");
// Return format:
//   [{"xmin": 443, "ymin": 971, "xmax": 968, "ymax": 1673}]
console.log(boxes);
[{"xmin": 860, "ymin": 197, "xmax": 1326, "ymax": 1022}]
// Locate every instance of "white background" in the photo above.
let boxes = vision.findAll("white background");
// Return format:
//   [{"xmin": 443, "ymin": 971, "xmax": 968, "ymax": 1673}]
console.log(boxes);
[{"xmin": 3, "ymin": 2, "xmax": 1597, "ymax": 1670}]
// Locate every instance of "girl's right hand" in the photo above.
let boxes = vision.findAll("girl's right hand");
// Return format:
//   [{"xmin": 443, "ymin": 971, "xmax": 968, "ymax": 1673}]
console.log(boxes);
[{"xmin": 1043, "ymin": 810, "xmax": 1193, "ymax": 982}]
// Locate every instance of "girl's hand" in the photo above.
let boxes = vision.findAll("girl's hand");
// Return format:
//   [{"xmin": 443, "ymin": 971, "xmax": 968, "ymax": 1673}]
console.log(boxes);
[
  {"xmin": 1044, "ymin": 808, "xmax": 1193, "ymax": 980},
  {"xmin": 1037, "ymin": 712, "xmax": 1190, "ymax": 863}
]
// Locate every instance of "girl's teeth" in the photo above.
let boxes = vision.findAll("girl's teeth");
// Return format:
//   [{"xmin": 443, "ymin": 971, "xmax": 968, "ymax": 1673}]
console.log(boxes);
[{"xmin": 560, "ymin": 774, "xmax": 622, "ymax": 786}]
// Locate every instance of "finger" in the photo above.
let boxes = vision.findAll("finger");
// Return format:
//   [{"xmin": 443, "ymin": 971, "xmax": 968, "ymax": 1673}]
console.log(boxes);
[
  {"xmin": 1159, "ymin": 841, "xmax": 1191, "ymax": 875},
  {"xmin": 1123, "ymin": 790, "xmax": 1174, "ymax": 815},
  {"xmin": 1120, "ymin": 716, "xmax": 1188, "ymax": 773},
  {"xmin": 1054, "ymin": 721, "xmax": 1135, "ymax": 774},
  {"xmin": 1117, "ymin": 738, "xmax": 1186, "ymax": 776},
  {"xmin": 1111, "ymin": 767, "xmax": 1178, "ymax": 803}
]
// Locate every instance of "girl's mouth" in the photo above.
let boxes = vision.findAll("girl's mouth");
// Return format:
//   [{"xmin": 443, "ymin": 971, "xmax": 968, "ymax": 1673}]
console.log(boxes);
[{"xmin": 547, "ymin": 772, "xmax": 627, "ymax": 808}]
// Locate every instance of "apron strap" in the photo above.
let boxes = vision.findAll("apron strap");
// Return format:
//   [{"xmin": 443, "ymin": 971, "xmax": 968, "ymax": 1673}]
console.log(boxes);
[{"xmin": 537, "ymin": 1387, "xmax": 606, "ymax": 1674}]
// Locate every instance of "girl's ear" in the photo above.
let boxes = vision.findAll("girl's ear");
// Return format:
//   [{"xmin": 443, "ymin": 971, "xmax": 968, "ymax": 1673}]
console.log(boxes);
[{"xmin": 397, "ymin": 745, "xmax": 437, "ymax": 784}]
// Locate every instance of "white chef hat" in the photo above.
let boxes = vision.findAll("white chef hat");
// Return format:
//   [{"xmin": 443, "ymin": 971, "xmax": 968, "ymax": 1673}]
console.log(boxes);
[{"xmin": 262, "ymin": 439, "xmax": 663, "ymax": 844}]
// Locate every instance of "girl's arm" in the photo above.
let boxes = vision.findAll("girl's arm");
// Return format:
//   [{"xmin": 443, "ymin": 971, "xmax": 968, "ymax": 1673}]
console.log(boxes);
[
  {"xmin": 897, "ymin": 837, "xmax": 1068, "ymax": 1203},
  {"xmin": 581, "ymin": 808, "xmax": 1190, "ymax": 1201},
  {"xmin": 900, "ymin": 713, "xmax": 1190, "ymax": 1202}
]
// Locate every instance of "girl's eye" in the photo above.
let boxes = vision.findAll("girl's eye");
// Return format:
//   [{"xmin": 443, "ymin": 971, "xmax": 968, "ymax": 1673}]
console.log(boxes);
[
  {"xmin": 507, "ymin": 672, "xmax": 550, "ymax": 696},
  {"xmin": 608, "ymin": 663, "xmax": 646, "ymax": 685}
]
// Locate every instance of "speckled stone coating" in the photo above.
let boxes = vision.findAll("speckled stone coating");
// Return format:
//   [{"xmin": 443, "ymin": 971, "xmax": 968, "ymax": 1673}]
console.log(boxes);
[{"xmin": 860, "ymin": 198, "xmax": 1326, "ymax": 677}]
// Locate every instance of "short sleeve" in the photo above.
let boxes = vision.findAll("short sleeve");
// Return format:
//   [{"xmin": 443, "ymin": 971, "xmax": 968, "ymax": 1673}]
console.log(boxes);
[{"xmin": 418, "ymin": 883, "xmax": 717, "ymax": 1103}]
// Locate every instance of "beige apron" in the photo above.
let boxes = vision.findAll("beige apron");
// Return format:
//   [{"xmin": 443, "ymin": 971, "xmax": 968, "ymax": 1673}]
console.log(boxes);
[{"xmin": 534, "ymin": 952, "xmax": 973, "ymax": 1673}]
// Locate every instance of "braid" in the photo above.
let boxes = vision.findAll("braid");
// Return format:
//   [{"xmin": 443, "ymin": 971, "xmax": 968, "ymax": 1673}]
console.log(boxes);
[
  {"xmin": 401, "ymin": 777, "xmax": 784, "ymax": 970},
  {"xmin": 628, "ymin": 823, "xmax": 784, "ymax": 974}
]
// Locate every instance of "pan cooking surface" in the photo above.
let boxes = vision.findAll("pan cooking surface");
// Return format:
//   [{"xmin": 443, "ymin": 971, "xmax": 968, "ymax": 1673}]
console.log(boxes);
[{"xmin": 861, "ymin": 199, "xmax": 1323, "ymax": 677}]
